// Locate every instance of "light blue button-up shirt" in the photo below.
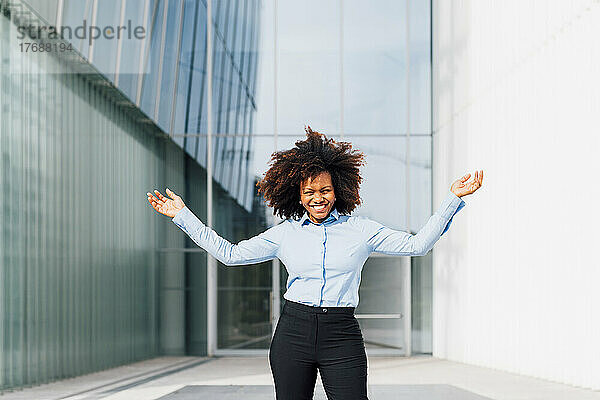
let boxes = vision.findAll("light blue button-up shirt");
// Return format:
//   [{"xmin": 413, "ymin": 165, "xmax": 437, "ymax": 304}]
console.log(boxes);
[{"xmin": 172, "ymin": 190, "xmax": 465, "ymax": 307}]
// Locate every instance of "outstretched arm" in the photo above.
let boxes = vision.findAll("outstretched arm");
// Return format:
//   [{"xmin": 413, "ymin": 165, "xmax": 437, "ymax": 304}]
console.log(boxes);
[
  {"xmin": 364, "ymin": 190, "xmax": 465, "ymax": 256},
  {"xmin": 171, "ymin": 207, "xmax": 283, "ymax": 266},
  {"xmin": 147, "ymin": 188, "xmax": 283, "ymax": 266},
  {"xmin": 365, "ymin": 170, "xmax": 483, "ymax": 256}
]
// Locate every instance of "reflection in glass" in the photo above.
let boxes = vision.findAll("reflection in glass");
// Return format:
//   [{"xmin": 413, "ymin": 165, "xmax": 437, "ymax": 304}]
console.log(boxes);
[
  {"xmin": 277, "ymin": 1, "xmax": 340, "ymax": 135},
  {"xmin": 90, "ymin": 0, "xmax": 120, "ymax": 80},
  {"xmin": 139, "ymin": 0, "xmax": 165, "ymax": 118},
  {"xmin": 411, "ymin": 252, "xmax": 432, "ymax": 354},
  {"xmin": 184, "ymin": 157, "xmax": 209, "ymax": 355},
  {"xmin": 216, "ymin": 135, "xmax": 275, "ymax": 350},
  {"xmin": 409, "ymin": 135, "xmax": 432, "ymax": 232},
  {"xmin": 252, "ymin": 0, "xmax": 274, "ymax": 136},
  {"xmin": 343, "ymin": 0, "xmax": 406, "ymax": 135},
  {"xmin": 348, "ymin": 136, "xmax": 408, "ymax": 230},
  {"xmin": 408, "ymin": 0, "xmax": 431, "ymax": 134},
  {"xmin": 409, "ymin": 135, "xmax": 432, "ymax": 354},
  {"xmin": 117, "ymin": 0, "xmax": 154, "ymax": 101},
  {"xmin": 156, "ymin": 1, "xmax": 184, "ymax": 131},
  {"xmin": 356, "ymin": 256, "xmax": 405, "ymax": 350},
  {"xmin": 175, "ymin": 2, "xmax": 207, "ymax": 135},
  {"xmin": 61, "ymin": 0, "xmax": 94, "ymax": 57}
]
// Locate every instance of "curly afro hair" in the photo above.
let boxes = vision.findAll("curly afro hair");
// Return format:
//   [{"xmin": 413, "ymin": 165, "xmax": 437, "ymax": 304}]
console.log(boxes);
[{"xmin": 257, "ymin": 126, "xmax": 366, "ymax": 220}]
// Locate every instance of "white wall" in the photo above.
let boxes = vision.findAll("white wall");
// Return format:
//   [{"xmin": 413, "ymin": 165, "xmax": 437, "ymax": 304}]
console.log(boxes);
[{"xmin": 432, "ymin": 0, "xmax": 600, "ymax": 390}]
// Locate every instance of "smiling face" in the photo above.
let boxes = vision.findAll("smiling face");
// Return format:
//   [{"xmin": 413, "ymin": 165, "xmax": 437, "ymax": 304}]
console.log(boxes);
[{"xmin": 300, "ymin": 171, "xmax": 336, "ymax": 224}]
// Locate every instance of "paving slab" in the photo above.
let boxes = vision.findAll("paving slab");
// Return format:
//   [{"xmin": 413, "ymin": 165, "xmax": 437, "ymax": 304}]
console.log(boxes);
[{"xmin": 158, "ymin": 384, "xmax": 492, "ymax": 400}]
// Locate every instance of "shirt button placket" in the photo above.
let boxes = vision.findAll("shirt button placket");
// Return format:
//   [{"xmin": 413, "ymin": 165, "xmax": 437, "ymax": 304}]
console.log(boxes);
[{"xmin": 319, "ymin": 225, "xmax": 327, "ymax": 306}]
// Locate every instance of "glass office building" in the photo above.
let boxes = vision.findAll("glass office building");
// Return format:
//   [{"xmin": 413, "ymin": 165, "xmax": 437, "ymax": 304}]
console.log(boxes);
[{"xmin": 0, "ymin": 0, "xmax": 433, "ymax": 391}]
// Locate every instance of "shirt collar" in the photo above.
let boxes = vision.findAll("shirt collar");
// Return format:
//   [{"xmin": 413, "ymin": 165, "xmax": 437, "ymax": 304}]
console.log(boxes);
[{"xmin": 299, "ymin": 208, "xmax": 339, "ymax": 226}]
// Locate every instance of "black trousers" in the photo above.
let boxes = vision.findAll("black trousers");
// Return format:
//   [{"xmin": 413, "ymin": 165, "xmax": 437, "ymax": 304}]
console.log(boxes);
[{"xmin": 269, "ymin": 300, "xmax": 368, "ymax": 400}]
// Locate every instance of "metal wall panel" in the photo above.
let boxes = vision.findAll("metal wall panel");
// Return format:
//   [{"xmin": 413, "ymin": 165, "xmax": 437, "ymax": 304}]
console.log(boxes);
[
  {"xmin": 0, "ymin": 4, "xmax": 188, "ymax": 390},
  {"xmin": 432, "ymin": 0, "xmax": 600, "ymax": 391}
]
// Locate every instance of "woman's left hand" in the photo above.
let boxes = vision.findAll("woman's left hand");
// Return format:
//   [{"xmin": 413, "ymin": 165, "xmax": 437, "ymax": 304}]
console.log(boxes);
[{"xmin": 451, "ymin": 170, "xmax": 483, "ymax": 198}]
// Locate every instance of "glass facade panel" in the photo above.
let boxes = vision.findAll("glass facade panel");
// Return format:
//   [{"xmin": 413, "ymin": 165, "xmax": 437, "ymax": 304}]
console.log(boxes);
[
  {"xmin": 182, "ymin": 157, "xmax": 208, "ymax": 356},
  {"xmin": 61, "ymin": 0, "xmax": 94, "ymax": 57},
  {"xmin": 343, "ymin": 0, "xmax": 407, "ymax": 136},
  {"xmin": 277, "ymin": 1, "xmax": 340, "ymax": 135},
  {"xmin": 409, "ymin": 135, "xmax": 432, "ymax": 232},
  {"xmin": 342, "ymin": 0, "xmax": 431, "ymax": 136},
  {"xmin": 251, "ymin": 0, "xmax": 274, "ymax": 137},
  {"xmin": 211, "ymin": 0, "xmax": 227, "ymax": 188},
  {"xmin": 409, "ymin": 0, "xmax": 431, "ymax": 135},
  {"xmin": 411, "ymin": 252, "xmax": 432, "ymax": 354},
  {"xmin": 89, "ymin": 0, "xmax": 121, "ymax": 80},
  {"xmin": 173, "ymin": 0, "xmax": 205, "ymax": 150},
  {"xmin": 350, "ymin": 136, "xmax": 408, "ymax": 230},
  {"xmin": 239, "ymin": 0, "xmax": 261, "ymax": 210},
  {"xmin": 216, "ymin": 135, "xmax": 274, "ymax": 350},
  {"xmin": 116, "ymin": 0, "xmax": 153, "ymax": 101},
  {"xmin": 214, "ymin": 0, "xmax": 234, "ymax": 138},
  {"xmin": 348, "ymin": 136, "xmax": 410, "ymax": 352},
  {"xmin": 408, "ymin": 135, "xmax": 433, "ymax": 354},
  {"xmin": 175, "ymin": 2, "xmax": 207, "ymax": 135},
  {"xmin": 156, "ymin": 0, "xmax": 183, "ymax": 131},
  {"xmin": 356, "ymin": 256, "xmax": 405, "ymax": 350},
  {"xmin": 139, "ymin": 0, "xmax": 165, "ymax": 119}
]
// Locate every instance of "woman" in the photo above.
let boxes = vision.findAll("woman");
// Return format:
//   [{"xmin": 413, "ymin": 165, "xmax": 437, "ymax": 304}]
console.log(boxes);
[{"xmin": 147, "ymin": 127, "xmax": 483, "ymax": 400}]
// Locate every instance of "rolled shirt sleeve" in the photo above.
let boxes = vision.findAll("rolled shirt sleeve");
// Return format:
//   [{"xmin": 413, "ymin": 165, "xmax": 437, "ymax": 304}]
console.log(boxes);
[
  {"xmin": 364, "ymin": 190, "xmax": 465, "ymax": 256},
  {"xmin": 172, "ymin": 206, "xmax": 284, "ymax": 266}
]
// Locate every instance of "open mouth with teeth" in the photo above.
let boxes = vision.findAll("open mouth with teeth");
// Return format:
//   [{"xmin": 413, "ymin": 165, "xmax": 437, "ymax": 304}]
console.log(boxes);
[{"xmin": 310, "ymin": 204, "xmax": 329, "ymax": 213}]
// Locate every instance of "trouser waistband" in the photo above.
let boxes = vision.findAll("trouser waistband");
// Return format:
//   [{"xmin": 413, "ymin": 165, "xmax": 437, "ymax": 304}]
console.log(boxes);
[{"xmin": 284, "ymin": 300, "xmax": 355, "ymax": 315}]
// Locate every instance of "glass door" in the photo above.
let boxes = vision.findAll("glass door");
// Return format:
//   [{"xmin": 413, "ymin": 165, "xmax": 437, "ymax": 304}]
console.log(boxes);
[
  {"xmin": 356, "ymin": 255, "xmax": 410, "ymax": 355},
  {"xmin": 216, "ymin": 260, "xmax": 273, "ymax": 351},
  {"xmin": 214, "ymin": 188, "xmax": 275, "ymax": 353}
]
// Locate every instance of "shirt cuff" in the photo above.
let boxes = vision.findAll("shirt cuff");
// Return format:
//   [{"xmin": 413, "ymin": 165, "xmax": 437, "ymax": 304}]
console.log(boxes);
[
  {"xmin": 172, "ymin": 206, "xmax": 204, "ymax": 233},
  {"xmin": 438, "ymin": 190, "xmax": 466, "ymax": 220},
  {"xmin": 438, "ymin": 190, "xmax": 466, "ymax": 236}
]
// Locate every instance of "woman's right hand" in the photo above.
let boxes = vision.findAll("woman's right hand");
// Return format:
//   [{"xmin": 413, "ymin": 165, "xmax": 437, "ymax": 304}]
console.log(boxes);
[{"xmin": 147, "ymin": 188, "xmax": 186, "ymax": 218}]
